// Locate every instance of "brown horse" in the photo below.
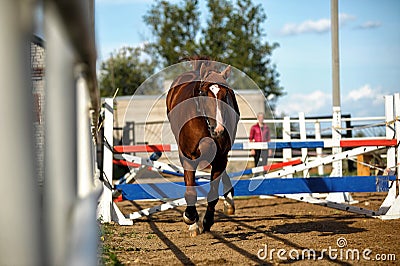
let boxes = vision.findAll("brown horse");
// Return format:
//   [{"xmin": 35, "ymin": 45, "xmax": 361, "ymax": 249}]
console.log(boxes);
[{"xmin": 166, "ymin": 59, "xmax": 240, "ymax": 236}]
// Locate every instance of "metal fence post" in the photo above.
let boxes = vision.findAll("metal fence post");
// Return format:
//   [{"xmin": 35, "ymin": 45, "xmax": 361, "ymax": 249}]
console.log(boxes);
[
  {"xmin": 44, "ymin": 2, "xmax": 77, "ymax": 264},
  {"xmin": 0, "ymin": 1, "xmax": 42, "ymax": 265}
]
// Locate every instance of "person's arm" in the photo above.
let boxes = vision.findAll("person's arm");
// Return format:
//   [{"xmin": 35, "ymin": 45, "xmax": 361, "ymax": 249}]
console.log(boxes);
[
  {"xmin": 266, "ymin": 125, "xmax": 272, "ymax": 156},
  {"xmin": 249, "ymin": 125, "xmax": 256, "ymax": 155},
  {"xmin": 249, "ymin": 125, "xmax": 255, "ymax": 141}
]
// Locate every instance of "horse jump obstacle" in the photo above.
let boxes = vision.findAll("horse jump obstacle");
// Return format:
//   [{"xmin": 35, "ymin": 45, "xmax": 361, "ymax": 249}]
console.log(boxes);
[
  {"xmin": 114, "ymin": 139, "xmax": 397, "ymax": 152},
  {"xmin": 98, "ymin": 93, "xmax": 400, "ymax": 225},
  {"xmin": 116, "ymin": 175, "xmax": 396, "ymax": 200},
  {"xmin": 116, "ymin": 145, "xmax": 397, "ymax": 220},
  {"xmin": 113, "ymin": 152, "xmax": 303, "ymax": 179}
]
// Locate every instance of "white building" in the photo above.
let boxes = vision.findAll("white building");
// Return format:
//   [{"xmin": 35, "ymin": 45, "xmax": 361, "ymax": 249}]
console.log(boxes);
[{"xmin": 110, "ymin": 89, "xmax": 267, "ymax": 146}]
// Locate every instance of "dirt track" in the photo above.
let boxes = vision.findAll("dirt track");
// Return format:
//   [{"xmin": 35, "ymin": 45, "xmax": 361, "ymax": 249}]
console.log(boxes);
[{"xmin": 100, "ymin": 193, "xmax": 400, "ymax": 265}]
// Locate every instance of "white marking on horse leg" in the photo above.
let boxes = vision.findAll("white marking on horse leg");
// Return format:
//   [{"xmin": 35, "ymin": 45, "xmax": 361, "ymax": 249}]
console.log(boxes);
[
  {"xmin": 188, "ymin": 219, "xmax": 203, "ymax": 237},
  {"xmin": 225, "ymin": 191, "xmax": 233, "ymax": 200},
  {"xmin": 224, "ymin": 191, "xmax": 235, "ymax": 215}
]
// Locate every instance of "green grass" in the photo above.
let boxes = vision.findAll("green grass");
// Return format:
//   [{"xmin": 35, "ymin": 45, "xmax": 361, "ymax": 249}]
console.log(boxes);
[{"xmin": 99, "ymin": 223, "xmax": 124, "ymax": 266}]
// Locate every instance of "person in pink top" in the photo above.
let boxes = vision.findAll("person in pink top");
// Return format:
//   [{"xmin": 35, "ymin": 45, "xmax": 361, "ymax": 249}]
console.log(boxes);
[{"xmin": 249, "ymin": 112, "xmax": 270, "ymax": 167}]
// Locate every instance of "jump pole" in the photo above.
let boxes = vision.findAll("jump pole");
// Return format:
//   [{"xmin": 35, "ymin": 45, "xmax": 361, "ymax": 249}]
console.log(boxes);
[
  {"xmin": 122, "ymin": 174, "xmax": 397, "ymax": 220},
  {"xmin": 114, "ymin": 152, "xmax": 302, "ymax": 179},
  {"xmin": 114, "ymin": 153, "xmax": 209, "ymax": 178},
  {"xmin": 129, "ymin": 197, "xmax": 206, "ymax": 220},
  {"xmin": 116, "ymin": 176, "xmax": 396, "ymax": 200},
  {"xmin": 114, "ymin": 139, "xmax": 397, "ymax": 153}
]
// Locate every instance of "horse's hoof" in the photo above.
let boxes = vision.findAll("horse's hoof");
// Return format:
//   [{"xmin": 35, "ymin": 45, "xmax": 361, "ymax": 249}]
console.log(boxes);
[
  {"xmin": 183, "ymin": 211, "xmax": 198, "ymax": 225},
  {"xmin": 223, "ymin": 199, "xmax": 235, "ymax": 215},
  {"xmin": 188, "ymin": 222, "xmax": 203, "ymax": 237},
  {"xmin": 189, "ymin": 229, "xmax": 199, "ymax": 237},
  {"xmin": 224, "ymin": 205, "xmax": 235, "ymax": 215}
]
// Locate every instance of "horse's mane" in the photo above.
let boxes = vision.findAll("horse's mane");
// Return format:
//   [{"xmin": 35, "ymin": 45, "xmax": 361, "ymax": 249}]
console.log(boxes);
[{"xmin": 179, "ymin": 55, "xmax": 213, "ymax": 71}]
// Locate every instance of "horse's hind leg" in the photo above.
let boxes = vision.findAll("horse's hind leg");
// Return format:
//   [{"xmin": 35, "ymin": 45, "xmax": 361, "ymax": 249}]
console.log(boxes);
[
  {"xmin": 222, "ymin": 172, "xmax": 235, "ymax": 215},
  {"xmin": 182, "ymin": 169, "xmax": 203, "ymax": 237},
  {"xmin": 203, "ymin": 159, "xmax": 227, "ymax": 232},
  {"xmin": 183, "ymin": 170, "xmax": 199, "ymax": 225},
  {"xmin": 203, "ymin": 186, "xmax": 219, "ymax": 232}
]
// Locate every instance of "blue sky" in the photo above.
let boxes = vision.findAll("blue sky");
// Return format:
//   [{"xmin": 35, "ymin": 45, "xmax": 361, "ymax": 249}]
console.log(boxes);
[{"xmin": 95, "ymin": 0, "xmax": 400, "ymax": 118}]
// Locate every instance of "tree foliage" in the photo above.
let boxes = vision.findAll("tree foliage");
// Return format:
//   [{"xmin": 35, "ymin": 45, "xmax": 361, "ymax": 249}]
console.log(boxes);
[
  {"xmin": 144, "ymin": 0, "xmax": 284, "ymax": 100},
  {"xmin": 99, "ymin": 47, "xmax": 157, "ymax": 97},
  {"xmin": 99, "ymin": 0, "xmax": 284, "ymax": 102},
  {"xmin": 143, "ymin": 0, "xmax": 200, "ymax": 64}
]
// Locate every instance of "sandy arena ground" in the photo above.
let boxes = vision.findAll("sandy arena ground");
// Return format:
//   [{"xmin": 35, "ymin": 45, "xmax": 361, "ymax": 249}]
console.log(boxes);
[{"xmin": 100, "ymin": 192, "xmax": 400, "ymax": 265}]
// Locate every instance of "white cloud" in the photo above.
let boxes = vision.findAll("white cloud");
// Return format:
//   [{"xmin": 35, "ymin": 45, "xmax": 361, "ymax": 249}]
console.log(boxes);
[
  {"xmin": 280, "ymin": 13, "xmax": 356, "ymax": 36},
  {"xmin": 339, "ymin": 13, "xmax": 356, "ymax": 24},
  {"xmin": 345, "ymin": 84, "xmax": 374, "ymax": 101},
  {"xmin": 275, "ymin": 85, "xmax": 389, "ymax": 118},
  {"xmin": 344, "ymin": 84, "xmax": 387, "ymax": 106},
  {"xmin": 357, "ymin": 21, "xmax": 382, "ymax": 30},
  {"xmin": 275, "ymin": 90, "xmax": 331, "ymax": 116},
  {"xmin": 342, "ymin": 84, "xmax": 386, "ymax": 116},
  {"xmin": 281, "ymin": 19, "xmax": 331, "ymax": 35}
]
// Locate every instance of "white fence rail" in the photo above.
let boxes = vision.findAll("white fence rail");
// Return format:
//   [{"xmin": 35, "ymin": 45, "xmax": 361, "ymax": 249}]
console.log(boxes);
[
  {"xmin": 123, "ymin": 115, "xmax": 387, "ymax": 144},
  {"xmin": 115, "ymin": 112, "xmax": 389, "ymax": 171}
]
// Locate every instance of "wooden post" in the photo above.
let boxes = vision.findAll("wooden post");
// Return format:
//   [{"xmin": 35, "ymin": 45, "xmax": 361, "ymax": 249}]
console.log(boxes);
[{"xmin": 356, "ymin": 154, "xmax": 371, "ymax": 176}]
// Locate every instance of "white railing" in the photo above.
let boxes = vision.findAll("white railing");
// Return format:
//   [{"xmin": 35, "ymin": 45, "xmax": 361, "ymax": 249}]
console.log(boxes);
[
  {"xmin": 116, "ymin": 113, "xmax": 389, "ymax": 170},
  {"xmin": 0, "ymin": 1, "xmax": 100, "ymax": 265},
  {"xmin": 122, "ymin": 115, "xmax": 387, "ymax": 145}
]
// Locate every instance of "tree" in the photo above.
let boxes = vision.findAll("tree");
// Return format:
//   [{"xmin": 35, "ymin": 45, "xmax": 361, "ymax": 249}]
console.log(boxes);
[
  {"xmin": 143, "ymin": 0, "xmax": 200, "ymax": 66},
  {"xmin": 99, "ymin": 46, "xmax": 158, "ymax": 97},
  {"xmin": 143, "ymin": 0, "xmax": 284, "ymax": 103}
]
